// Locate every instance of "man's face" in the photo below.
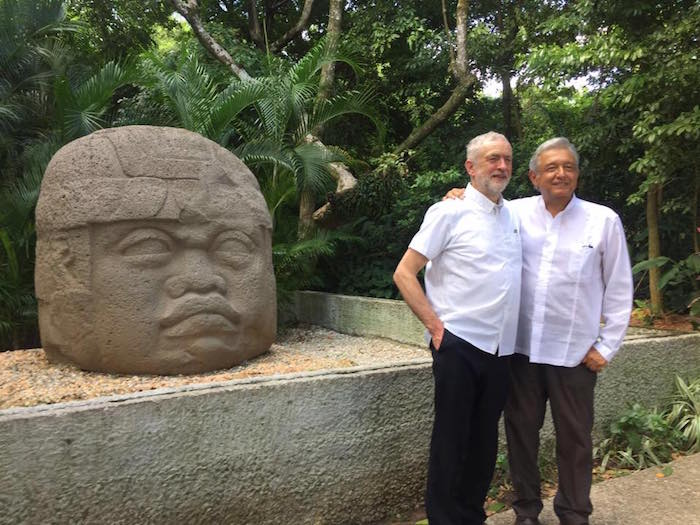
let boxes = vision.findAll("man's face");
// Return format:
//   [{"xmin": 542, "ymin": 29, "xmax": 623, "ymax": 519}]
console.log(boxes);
[
  {"xmin": 529, "ymin": 147, "xmax": 579, "ymax": 203},
  {"xmin": 89, "ymin": 213, "xmax": 275, "ymax": 374},
  {"xmin": 465, "ymin": 139, "xmax": 513, "ymax": 201}
]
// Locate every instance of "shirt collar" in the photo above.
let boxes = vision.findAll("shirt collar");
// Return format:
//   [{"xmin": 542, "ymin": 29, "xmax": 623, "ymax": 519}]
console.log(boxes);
[
  {"xmin": 536, "ymin": 193, "xmax": 579, "ymax": 217},
  {"xmin": 464, "ymin": 183, "xmax": 504, "ymax": 213}
]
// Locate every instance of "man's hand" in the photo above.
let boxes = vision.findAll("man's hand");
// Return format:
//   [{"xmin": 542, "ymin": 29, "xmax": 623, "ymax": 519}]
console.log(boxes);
[
  {"xmin": 582, "ymin": 347, "xmax": 608, "ymax": 372},
  {"xmin": 442, "ymin": 187, "xmax": 465, "ymax": 201},
  {"xmin": 429, "ymin": 319, "xmax": 445, "ymax": 350}
]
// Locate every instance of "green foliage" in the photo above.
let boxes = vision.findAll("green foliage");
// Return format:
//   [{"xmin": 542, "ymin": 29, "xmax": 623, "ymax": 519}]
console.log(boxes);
[
  {"xmin": 594, "ymin": 376, "xmax": 700, "ymax": 472},
  {"xmin": 273, "ymin": 229, "xmax": 358, "ymax": 310},
  {"xmin": 0, "ymin": 162, "xmax": 43, "ymax": 348},
  {"xmin": 665, "ymin": 376, "xmax": 700, "ymax": 453},
  {"xmin": 632, "ymin": 254, "xmax": 700, "ymax": 314},
  {"xmin": 65, "ymin": 0, "xmax": 174, "ymax": 60},
  {"xmin": 318, "ymin": 161, "xmax": 464, "ymax": 299},
  {"xmin": 594, "ymin": 403, "xmax": 683, "ymax": 471}
]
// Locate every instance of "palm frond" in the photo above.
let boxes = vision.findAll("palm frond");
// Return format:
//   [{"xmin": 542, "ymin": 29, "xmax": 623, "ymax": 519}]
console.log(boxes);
[
  {"xmin": 73, "ymin": 61, "xmax": 135, "ymax": 114},
  {"xmin": 288, "ymin": 37, "xmax": 362, "ymax": 86},
  {"xmin": 259, "ymin": 170, "xmax": 297, "ymax": 224},
  {"xmin": 236, "ymin": 140, "xmax": 297, "ymax": 175},
  {"xmin": 208, "ymin": 79, "xmax": 269, "ymax": 143},
  {"xmin": 307, "ymin": 89, "xmax": 386, "ymax": 144},
  {"xmin": 291, "ymin": 142, "xmax": 339, "ymax": 195}
]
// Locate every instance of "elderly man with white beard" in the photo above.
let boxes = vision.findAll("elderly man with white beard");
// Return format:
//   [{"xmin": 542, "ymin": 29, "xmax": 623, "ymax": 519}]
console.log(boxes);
[{"xmin": 394, "ymin": 131, "xmax": 522, "ymax": 525}]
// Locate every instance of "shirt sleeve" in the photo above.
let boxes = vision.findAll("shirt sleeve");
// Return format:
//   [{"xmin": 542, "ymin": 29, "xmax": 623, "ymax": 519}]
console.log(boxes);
[
  {"xmin": 593, "ymin": 216, "xmax": 634, "ymax": 361},
  {"xmin": 408, "ymin": 202, "xmax": 453, "ymax": 261}
]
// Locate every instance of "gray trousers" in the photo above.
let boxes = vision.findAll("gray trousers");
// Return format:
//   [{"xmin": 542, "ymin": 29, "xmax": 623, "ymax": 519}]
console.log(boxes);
[{"xmin": 504, "ymin": 353, "xmax": 597, "ymax": 525}]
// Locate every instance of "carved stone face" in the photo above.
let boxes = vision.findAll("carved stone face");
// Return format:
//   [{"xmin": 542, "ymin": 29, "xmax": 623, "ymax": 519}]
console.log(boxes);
[{"xmin": 35, "ymin": 126, "xmax": 276, "ymax": 375}]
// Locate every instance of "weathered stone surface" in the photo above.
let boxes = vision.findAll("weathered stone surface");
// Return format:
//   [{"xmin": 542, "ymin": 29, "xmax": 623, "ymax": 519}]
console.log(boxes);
[{"xmin": 35, "ymin": 126, "xmax": 276, "ymax": 375}]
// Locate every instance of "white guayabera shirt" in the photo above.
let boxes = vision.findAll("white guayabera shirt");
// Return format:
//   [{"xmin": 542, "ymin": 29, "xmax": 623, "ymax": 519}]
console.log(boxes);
[
  {"xmin": 409, "ymin": 183, "xmax": 522, "ymax": 355},
  {"xmin": 511, "ymin": 195, "xmax": 634, "ymax": 367}
]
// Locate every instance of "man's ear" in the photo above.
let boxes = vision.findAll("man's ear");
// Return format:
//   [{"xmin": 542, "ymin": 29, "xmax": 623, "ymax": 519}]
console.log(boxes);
[
  {"xmin": 465, "ymin": 159, "xmax": 474, "ymax": 177},
  {"xmin": 528, "ymin": 169, "xmax": 538, "ymax": 190}
]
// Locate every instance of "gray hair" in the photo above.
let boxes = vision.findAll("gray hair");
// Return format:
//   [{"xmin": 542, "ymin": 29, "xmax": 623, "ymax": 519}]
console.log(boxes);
[
  {"xmin": 466, "ymin": 131, "xmax": 510, "ymax": 162},
  {"xmin": 529, "ymin": 137, "xmax": 579, "ymax": 172}
]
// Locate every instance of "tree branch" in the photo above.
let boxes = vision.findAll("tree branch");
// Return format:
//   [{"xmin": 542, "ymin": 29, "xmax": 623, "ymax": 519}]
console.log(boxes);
[
  {"xmin": 317, "ymin": 0, "xmax": 343, "ymax": 105},
  {"xmin": 441, "ymin": 0, "xmax": 456, "ymax": 69},
  {"xmin": 247, "ymin": 0, "xmax": 265, "ymax": 50},
  {"xmin": 394, "ymin": 80, "xmax": 475, "ymax": 153},
  {"xmin": 394, "ymin": 0, "xmax": 475, "ymax": 153},
  {"xmin": 453, "ymin": 0, "xmax": 469, "ymax": 81},
  {"xmin": 269, "ymin": 0, "xmax": 315, "ymax": 53},
  {"xmin": 171, "ymin": 0, "xmax": 252, "ymax": 81}
]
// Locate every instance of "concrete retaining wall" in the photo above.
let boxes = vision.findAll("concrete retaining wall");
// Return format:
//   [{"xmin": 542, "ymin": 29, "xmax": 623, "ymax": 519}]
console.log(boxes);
[
  {"xmin": 1, "ymin": 364, "xmax": 434, "ymax": 525},
  {"xmin": 295, "ymin": 291, "xmax": 700, "ymax": 437},
  {"xmin": 295, "ymin": 291, "xmax": 425, "ymax": 345}
]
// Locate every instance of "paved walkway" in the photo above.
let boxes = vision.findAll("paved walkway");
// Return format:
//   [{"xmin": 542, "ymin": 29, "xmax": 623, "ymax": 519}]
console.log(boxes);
[{"xmin": 485, "ymin": 453, "xmax": 700, "ymax": 525}]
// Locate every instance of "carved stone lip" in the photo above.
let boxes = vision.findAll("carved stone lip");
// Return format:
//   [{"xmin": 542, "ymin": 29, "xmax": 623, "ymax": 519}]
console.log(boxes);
[{"xmin": 160, "ymin": 296, "xmax": 241, "ymax": 335}]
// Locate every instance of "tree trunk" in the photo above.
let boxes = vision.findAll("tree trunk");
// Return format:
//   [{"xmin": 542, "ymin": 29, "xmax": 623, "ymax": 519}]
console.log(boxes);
[
  {"xmin": 512, "ymin": 83, "xmax": 523, "ymax": 140},
  {"xmin": 247, "ymin": 0, "xmax": 265, "ymax": 49},
  {"xmin": 298, "ymin": 190, "xmax": 316, "ymax": 240},
  {"xmin": 693, "ymin": 169, "xmax": 699, "ymax": 255},
  {"xmin": 270, "ymin": 0, "xmax": 315, "ymax": 52},
  {"xmin": 646, "ymin": 183, "xmax": 664, "ymax": 314},
  {"xmin": 171, "ymin": 0, "xmax": 252, "ymax": 81},
  {"xmin": 501, "ymin": 70, "xmax": 513, "ymax": 140},
  {"xmin": 394, "ymin": 80, "xmax": 474, "ymax": 153},
  {"xmin": 394, "ymin": 0, "xmax": 475, "ymax": 154},
  {"xmin": 318, "ymin": 0, "xmax": 343, "ymax": 104}
]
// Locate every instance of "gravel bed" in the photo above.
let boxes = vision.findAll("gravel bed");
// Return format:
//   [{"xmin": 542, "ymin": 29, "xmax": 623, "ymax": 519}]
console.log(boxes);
[{"xmin": 0, "ymin": 325, "xmax": 428, "ymax": 410}]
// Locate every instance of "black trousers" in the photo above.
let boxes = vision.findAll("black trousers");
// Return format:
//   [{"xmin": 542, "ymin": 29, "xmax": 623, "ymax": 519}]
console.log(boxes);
[
  {"xmin": 504, "ymin": 353, "xmax": 597, "ymax": 525},
  {"xmin": 425, "ymin": 330, "xmax": 510, "ymax": 525}
]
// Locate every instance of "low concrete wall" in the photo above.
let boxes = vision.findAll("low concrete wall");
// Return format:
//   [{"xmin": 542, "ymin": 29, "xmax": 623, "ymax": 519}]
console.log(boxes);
[
  {"xmin": 1, "ymin": 363, "xmax": 433, "ymax": 525},
  {"xmin": 296, "ymin": 291, "xmax": 700, "ymax": 437},
  {"xmin": 295, "ymin": 291, "xmax": 425, "ymax": 345}
]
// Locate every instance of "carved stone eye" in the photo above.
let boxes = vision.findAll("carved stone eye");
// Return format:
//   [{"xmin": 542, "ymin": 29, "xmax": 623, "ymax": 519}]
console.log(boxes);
[
  {"xmin": 212, "ymin": 231, "xmax": 255, "ymax": 268},
  {"xmin": 116, "ymin": 228, "xmax": 173, "ymax": 267},
  {"xmin": 122, "ymin": 237, "xmax": 171, "ymax": 256}
]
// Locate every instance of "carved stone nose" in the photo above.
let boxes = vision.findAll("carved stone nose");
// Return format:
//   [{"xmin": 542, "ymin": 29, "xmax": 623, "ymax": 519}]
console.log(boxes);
[{"xmin": 164, "ymin": 251, "xmax": 227, "ymax": 298}]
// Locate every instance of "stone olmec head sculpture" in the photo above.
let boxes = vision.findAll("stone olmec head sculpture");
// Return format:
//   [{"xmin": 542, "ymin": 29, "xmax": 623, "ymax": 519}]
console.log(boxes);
[{"xmin": 35, "ymin": 126, "xmax": 276, "ymax": 375}]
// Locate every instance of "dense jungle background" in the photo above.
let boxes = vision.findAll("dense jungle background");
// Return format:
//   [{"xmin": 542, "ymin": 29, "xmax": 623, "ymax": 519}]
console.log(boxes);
[{"xmin": 1, "ymin": 0, "xmax": 698, "ymax": 350}]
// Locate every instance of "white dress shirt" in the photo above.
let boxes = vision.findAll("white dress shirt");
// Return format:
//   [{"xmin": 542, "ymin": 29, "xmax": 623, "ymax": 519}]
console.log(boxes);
[
  {"xmin": 510, "ymin": 195, "xmax": 633, "ymax": 366},
  {"xmin": 409, "ymin": 184, "xmax": 522, "ymax": 355}
]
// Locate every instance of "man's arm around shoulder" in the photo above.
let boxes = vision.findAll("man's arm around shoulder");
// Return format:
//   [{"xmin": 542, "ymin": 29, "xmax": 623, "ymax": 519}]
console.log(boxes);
[{"xmin": 393, "ymin": 248, "xmax": 445, "ymax": 349}]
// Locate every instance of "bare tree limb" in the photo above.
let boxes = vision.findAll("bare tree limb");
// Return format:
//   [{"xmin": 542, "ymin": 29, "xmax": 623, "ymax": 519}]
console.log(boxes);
[
  {"xmin": 248, "ymin": 0, "xmax": 265, "ymax": 49},
  {"xmin": 441, "ymin": 0, "xmax": 456, "ymax": 70},
  {"xmin": 394, "ymin": 0, "xmax": 475, "ymax": 153},
  {"xmin": 269, "ymin": 0, "xmax": 315, "ymax": 53},
  {"xmin": 394, "ymin": 80, "xmax": 474, "ymax": 153},
  {"xmin": 171, "ymin": 0, "xmax": 252, "ymax": 81}
]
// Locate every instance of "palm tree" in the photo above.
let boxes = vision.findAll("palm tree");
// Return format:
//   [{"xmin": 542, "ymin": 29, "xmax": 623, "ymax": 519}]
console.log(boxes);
[
  {"xmin": 141, "ymin": 39, "xmax": 384, "ymax": 239},
  {"xmin": 0, "ymin": 0, "xmax": 137, "ymax": 349},
  {"xmin": 0, "ymin": 0, "xmax": 75, "ymax": 173}
]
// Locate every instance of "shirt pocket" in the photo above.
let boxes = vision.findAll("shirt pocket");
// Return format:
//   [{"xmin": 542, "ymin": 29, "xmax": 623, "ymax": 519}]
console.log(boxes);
[{"xmin": 566, "ymin": 242, "xmax": 597, "ymax": 279}]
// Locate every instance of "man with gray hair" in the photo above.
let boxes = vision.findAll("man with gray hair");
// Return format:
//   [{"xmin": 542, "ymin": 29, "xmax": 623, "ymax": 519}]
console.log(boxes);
[
  {"xmin": 445, "ymin": 137, "xmax": 633, "ymax": 525},
  {"xmin": 394, "ymin": 131, "xmax": 522, "ymax": 524}
]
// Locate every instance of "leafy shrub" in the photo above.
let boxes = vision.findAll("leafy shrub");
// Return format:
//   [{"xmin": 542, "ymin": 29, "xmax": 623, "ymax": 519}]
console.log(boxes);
[
  {"xmin": 665, "ymin": 376, "xmax": 700, "ymax": 452},
  {"xmin": 317, "ymin": 161, "xmax": 465, "ymax": 299},
  {"xmin": 594, "ymin": 403, "xmax": 683, "ymax": 471}
]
